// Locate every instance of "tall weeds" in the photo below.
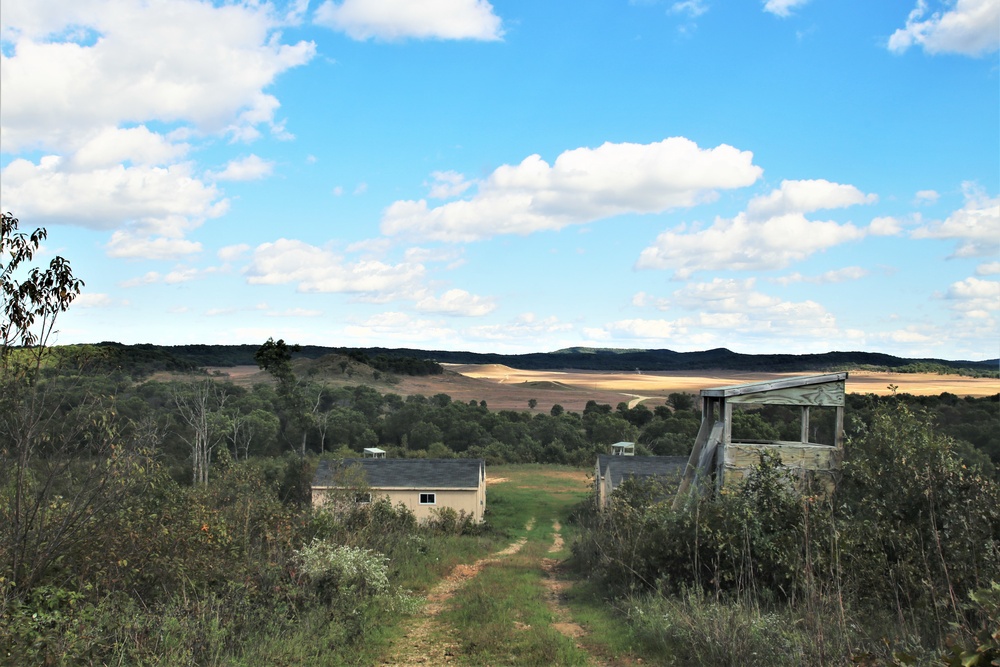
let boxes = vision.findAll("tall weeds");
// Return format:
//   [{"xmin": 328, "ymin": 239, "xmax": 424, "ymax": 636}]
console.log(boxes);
[{"xmin": 572, "ymin": 402, "xmax": 1000, "ymax": 664}]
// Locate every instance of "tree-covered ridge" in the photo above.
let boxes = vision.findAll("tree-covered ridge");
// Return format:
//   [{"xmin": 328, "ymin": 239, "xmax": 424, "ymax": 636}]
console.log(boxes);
[{"xmin": 36, "ymin": 342, "xmax": 999, "ymax": 376}]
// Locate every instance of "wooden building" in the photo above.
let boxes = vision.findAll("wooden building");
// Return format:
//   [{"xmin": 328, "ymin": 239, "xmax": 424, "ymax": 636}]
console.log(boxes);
[{"xmin": 673, "ymin": 373, "xmax": 847, "ymax": 508}]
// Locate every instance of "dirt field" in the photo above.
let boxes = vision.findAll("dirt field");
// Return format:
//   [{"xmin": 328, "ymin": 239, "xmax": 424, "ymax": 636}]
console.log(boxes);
[{"xmin": 199, "ymin": 363, "xmax": 997, "ymax": 413}]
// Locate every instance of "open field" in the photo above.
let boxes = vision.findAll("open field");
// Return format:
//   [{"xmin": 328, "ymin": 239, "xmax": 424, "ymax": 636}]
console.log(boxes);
[
  {"xmin": 432, "ymin": 365, "xmax": 999, "ymax": 411},
  {"xmin": 200, "ymin": 363, "xmax": 998, "ymax": 413}
]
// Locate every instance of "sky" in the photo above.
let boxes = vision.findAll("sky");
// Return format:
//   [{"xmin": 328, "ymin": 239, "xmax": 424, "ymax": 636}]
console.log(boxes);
[{"xmin": 1, "ymin": 0, "xmax": 998, "ymax": 361}]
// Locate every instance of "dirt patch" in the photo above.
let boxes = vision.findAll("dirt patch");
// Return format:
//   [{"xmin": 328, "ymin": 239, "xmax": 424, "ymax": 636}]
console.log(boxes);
[
  {"xmin": 549, "ymin": 521, "xmax": 564, "ymax": 554},
  {"xmin": 486, "ymin": 476, "xmax": 510, "ymax": 485}
]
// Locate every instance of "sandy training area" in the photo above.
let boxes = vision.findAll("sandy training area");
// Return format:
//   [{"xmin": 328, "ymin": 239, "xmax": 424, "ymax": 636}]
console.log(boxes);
[{"xmin": 441, "ymin": 364, "xmax": 998, "ymax": 412}]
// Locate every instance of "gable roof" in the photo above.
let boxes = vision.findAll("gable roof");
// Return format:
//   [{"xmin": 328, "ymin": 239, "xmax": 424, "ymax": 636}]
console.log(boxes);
[
  {"xmin": 597, "ymin": 454, "xmax": 687, "ymax": 487},
  {"xmin": 313, "ymin": 458, "xmax": 484, "ymax": 490}
]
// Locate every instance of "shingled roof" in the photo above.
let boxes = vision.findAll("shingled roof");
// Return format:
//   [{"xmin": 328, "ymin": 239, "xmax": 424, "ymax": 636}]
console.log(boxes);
[
  {"xmin": 597, "ymin": 455, "xmax": 687, "ymax": 490},
  {"xmin": 313, "ymin": 458, "xmax": 485, "ymax": 489}
]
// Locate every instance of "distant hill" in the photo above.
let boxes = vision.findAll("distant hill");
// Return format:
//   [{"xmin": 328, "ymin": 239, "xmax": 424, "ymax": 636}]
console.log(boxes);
[{"xmin": 49, "ymin": 343, "xmax": 999, "ymax": 378}]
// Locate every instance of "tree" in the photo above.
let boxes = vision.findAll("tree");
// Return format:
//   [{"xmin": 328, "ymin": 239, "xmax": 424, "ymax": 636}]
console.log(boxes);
[
  {"xmin": 254, "ymin": 337, "xmax": 299, "ymax": 384},
  {"xmin": 667, "ymin": 392, "xmax": 695, "ymax": 411},
  {"xmin": 550, "ymin": 404, "xmax": 564, "ymax": 417},
  {"xmin": 1, "ymin": 212, "xmax": 84, "ymax": 367},
  {"xmin": 173, "ymin": 381, "xmax": 229, "ymax": 484},
  {"xmin": 528, "ymin": 398, "xmax": 538, "ymax": 410},
  {"xmin": 1, "ymin": 214, "xmax": 152, "ymax": 598}
]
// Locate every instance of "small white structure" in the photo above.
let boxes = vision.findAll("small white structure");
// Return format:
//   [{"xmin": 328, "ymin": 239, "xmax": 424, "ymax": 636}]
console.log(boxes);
[
  {"xmin": 610, "ymin": 441, "xmax": 635, "ymax": 456},
  {"xmin": 363, "ymin": 447, "xmax": 386, "ymax": 459}
]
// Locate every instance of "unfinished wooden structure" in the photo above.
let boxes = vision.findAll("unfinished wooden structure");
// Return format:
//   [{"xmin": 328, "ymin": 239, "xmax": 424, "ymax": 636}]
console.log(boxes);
[{"xmin": 672, "ymin": 373, "xmax": 847, "ymax": 508}]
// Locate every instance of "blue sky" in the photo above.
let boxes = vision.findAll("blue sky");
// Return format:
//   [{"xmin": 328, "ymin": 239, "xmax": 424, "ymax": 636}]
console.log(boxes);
[{"xmin": 2, "ymin": 0, "xmax": 998, "ymax": 360}]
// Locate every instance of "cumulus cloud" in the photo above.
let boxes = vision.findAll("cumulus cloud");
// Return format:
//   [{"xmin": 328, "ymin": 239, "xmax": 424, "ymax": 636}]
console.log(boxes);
[
  {"xmin": 0, "ymin": 0, "xmax": 313, "ymax": 255},
  {"xmin": 912, "ymin": 184, "xmax": 1000, "ymax": 257},
  {"xmin": 763, "ymin": 0, "xmax": 811, "ymax": 17},
  {"xmin": 382, "ymin": 138, "xmax": 762, "ymax": 242},
  {"xmin": 245, "ymin": 238, "xmax": 426, "ymax": 296},
  {"xmin": 637, "ymin": 214, "xmax": 865, "ymax": 277},
  {"xmin": 0, "ymin": 156, "xmax": 226, "ymax": 232},
  {"xmin": 869, "ymin": 216, "xmax": 904, "ymax": 236},
  {"xmin": 976, "ymin": 261, "xmax": 1000, "ymax": 276},
  {"xmin": 314, "ymin": 0, "xmax": 503, "ymax": 41},
  {"xmin": 945, "ymin": 276, "xmax": 1000, "ymax": 315},
  {"xmin": 915, "ymin": 189, "xmax": 940, "ymax": 205},
  {"xmin": 415, "ymin": 289, "xmax": 496, "ymax": 316},
  {"xmin": 208, "ymin": 155, "xmax": 275, "ymax": 181},
  {"xmin": 637, "ymin": 179, "xmax": 874, "ymax": 277},
  {"xmin": 888, "ymin": 0, "xmax": 1000, "ymax": 56},
  {"xmin": 746, "ymin": 179, "xmax": 877, "ymax": 220},
  {"xmin": 0, "ymin": 0, "xmax": 316, "ymax": 152}
]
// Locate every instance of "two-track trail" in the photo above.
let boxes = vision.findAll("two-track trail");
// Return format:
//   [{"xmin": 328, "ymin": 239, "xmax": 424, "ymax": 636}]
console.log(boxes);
[
  {"xmin": 379, "ymin": 467, "xmax": 628, "ymax": 667},
  {"xmin": 380, "ymin": 521, "xmax": 533, "ymax": 667}
]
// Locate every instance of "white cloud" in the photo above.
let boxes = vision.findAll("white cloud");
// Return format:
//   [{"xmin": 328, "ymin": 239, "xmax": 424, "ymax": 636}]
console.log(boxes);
[
  {"xmin": 74, "ymin": 293, "xmax": 114, "ymax": 308},
  {"xmin": 638, "ymin": 179, "xmax": 874, "ymax": 277},
  {"xmin": 763, "ymin": 0, "xmax": 811, "ymax": 17},
  {"xmin": 218, "ymin": 244, "xmax": 251, "ymax": 262},
  {"xmin": 208, "ymin": 155, "xmax": 275, "ymax": 181},
  {"xmin": 466, "ymin": 313, "xmax": 574, "ymax": 341},
  {"xmin": 427, "ymin": 170, "xmax": 473, "ymax": 199},
  {"xmin": 106, "ymin": 232, "xmax": 203, "ymax": 260},
  {"xmin": 772, "ymin": 266, "xmax": 869, "ymax": 285},
  {"xmin": 869, "ymin": 216, "xmax": 904, "ymax": 236},
  {"xmin": 912, "ymin": 183, "xmax": 1000, "ymax": 257},
  {"xmin": 382, "ymin": 138, "xmax": 762, "ymax": 242},
  {"xmin": 671, "ymin": 1, "xmax": 709, "ymax": 18},
  {"xmin": 637, "ymin": 213, "xmax": 865, "ymax": 277},
  {"xmin": 245, "ymin": 238, "xmax": 426, "ymax": 296},
  {"xmin": 945, "ymin": 276, "xmax": 1000, "ymax": 312},
  {"xmin": 976, "ymin": 261, "xmax": 1000, "ymax": 275},
  {"xmin": 0, "ymin": 156, "xmax": 226, "ymax": 233},
  {"xmin": 617, "ymin": 278, "xmax": 840, "ymax": 346},
  {"xmin": 266, "ymin": 308, "xmax": 323, "ymax": 318},
  {"xmin": 343, "ymin": 312, "xmax": 457, "ymax": 343},
  {"xmin": 746, "ymin": 179, "xmax": 877, "ymax": 220},
  {"xmin": 0, "ymin": 0, "xmax": 316, "ymax": 152},
  {"xmin": 119, "ymin": 271, "xmax": 162, "ymax": 288},
  {"xmin": 915, "ymin": 189, "xmax": 940, "ymax": 205},
  {"xmin": 888, "ymin": 0, "xmax": 1000, "ymax": 56},
  {"xmin": 68, "ymin": 126, "xmax": 190, "ymax": 168},
  {"xmin": 602, "ymin": 319, "xmax": 681, "ymax": 340},
  {"xmin": 414, "ymin": 289, "xmax": 496, "ymax": 316},
  {"xmin": 314, "ymin": 0, "xmax": 503, "ymax": 41}
]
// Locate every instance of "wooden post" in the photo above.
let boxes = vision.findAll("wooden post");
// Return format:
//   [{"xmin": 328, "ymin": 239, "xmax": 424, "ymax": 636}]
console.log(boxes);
[{"xmin": 800, "ymin": 406, "xmax": 810, "ymax": 444}]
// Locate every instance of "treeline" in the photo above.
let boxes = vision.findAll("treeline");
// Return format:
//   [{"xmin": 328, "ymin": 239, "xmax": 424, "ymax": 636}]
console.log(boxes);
[{"xmin": 36, "ymin": 342, "xmax": 999, "ymax": 376}]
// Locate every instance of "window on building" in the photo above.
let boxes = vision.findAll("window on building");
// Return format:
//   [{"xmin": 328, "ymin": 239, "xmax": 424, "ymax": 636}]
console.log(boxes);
[
  {"xmin": 419, "ymin": 492, "xmax": 436, "ymax": 505},
  {"xmin": 355, "ymin": 493, "xmax": 372, "ymax": 504}
]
